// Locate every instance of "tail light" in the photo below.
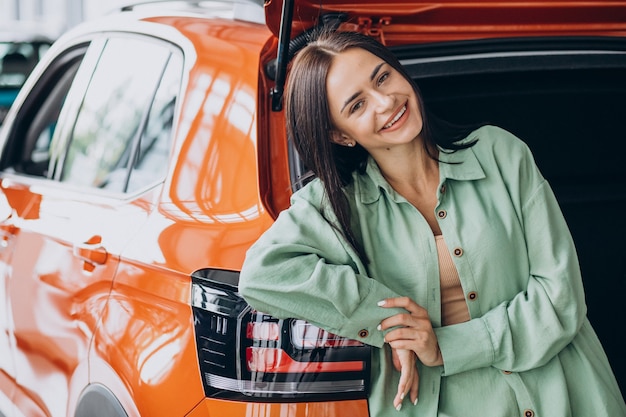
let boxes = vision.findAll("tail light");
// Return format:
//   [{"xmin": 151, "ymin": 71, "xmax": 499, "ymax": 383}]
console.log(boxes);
[{"xmin": 191, "ymin": 268, "xmax": 371, "ymax": 401}]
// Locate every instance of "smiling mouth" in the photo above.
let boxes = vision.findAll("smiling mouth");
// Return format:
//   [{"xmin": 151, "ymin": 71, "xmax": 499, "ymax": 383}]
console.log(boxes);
[{"xmin": 382, "ymin": 103, "xmax": 407, "ymax": 129}]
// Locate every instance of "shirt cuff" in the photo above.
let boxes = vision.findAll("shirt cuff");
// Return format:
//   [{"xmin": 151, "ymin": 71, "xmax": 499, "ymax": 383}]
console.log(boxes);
[
  {"xmin": 435, "ymin": 317, "xmax": 494, "ymax": 375},
  {"xmin": 337, "ymin": 278, "xmax": 404, "ymax": 348}
]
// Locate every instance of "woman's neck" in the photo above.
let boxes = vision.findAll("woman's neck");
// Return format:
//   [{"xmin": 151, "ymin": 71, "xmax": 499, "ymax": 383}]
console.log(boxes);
[
  {"xmin": 373, "ymin": 141, "xmax": 442, "ymax": 234},
  {"xmin": 373, "ymin": 140, "xmax": 439, "ymax": 193}
]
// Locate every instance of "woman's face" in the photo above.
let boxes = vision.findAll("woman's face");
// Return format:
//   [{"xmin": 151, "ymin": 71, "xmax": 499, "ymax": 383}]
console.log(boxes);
[{"xmin": 326, "ymin": 47, "xmax": 423, "ymax": 153}]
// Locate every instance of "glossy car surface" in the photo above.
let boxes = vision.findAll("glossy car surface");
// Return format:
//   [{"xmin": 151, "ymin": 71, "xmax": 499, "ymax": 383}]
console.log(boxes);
[{"xmin": 0, "ymin": 0, "xmax": 625, "ymax": 416}]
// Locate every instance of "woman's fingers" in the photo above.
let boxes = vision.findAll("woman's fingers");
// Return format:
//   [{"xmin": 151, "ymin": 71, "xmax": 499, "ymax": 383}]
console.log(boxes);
[
  {"xmin": 385, "ymin": 327, "xmax": 428, "ymax": 347},
  {"xmin": 379, "ymin": 296, "xmax": 425, "ymax": 315},
  {"xmin": 379, "ymin": 309, "xmax": 431, "ymax": 333},
  {"xmin": 378, "ymin": 297, "xmax": 428, "ymax": 328},
  {"xmin": 379, "ymin": 313, "xmax": 421, "ymax": 332},
  {"xmin": 410, "ymin": 371, "xmax": 419, "ymax": 406},
  {"xmin": 378, "ymin": 296, "xmax": 444, "ymax": 367},
  {"xmin": 392, "ymin": 349, "xmax": 419, "ymax": 411},
  {"xmin": 391, "ymin": 346, "xmax": 402, "ymax": 371},
  {"xmin": 386, "ymin": 327, "xmax": 442, "ymax": 366},
  {"xmin": 393, "ymin": 364, "xmax": 410, "ymax": 410}
]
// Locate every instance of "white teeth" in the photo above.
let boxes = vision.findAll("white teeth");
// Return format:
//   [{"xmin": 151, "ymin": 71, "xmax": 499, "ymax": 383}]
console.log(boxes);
[{"xmin": 383, "ymin": 105, "xmax": 406, "ymax": 129}]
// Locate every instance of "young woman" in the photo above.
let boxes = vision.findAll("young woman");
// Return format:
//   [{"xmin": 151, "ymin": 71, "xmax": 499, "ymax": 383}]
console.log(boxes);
[{"xmin": 239, "ymin": 30, "xmax": 626, "ymax": 416}]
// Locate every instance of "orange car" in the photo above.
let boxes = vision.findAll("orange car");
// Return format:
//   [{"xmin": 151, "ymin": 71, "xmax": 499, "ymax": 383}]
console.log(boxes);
[{"xmin": 0, "ymin": 0, "xmax": 625, "ymax": 416}]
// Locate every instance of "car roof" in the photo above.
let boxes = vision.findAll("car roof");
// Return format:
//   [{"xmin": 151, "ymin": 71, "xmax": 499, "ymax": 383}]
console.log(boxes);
[
  {"xmin": 39, "ymin": 0, "xmax": 269, "ymax": 60},
  {"xmin": 106, "ymin": 0, "xmax": 265, "ymax": 23}
]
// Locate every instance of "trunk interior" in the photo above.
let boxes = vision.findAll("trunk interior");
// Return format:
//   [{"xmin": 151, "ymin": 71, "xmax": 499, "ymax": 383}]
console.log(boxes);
[{"xmin": 399, "ymin": 38, "xmax": 626, "ymax": 392}]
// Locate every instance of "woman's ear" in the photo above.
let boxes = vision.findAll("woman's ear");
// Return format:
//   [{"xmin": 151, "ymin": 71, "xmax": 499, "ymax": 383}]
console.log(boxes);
[{"xmin": 330, "ymin": 131, "xmax": 356, "ymax": 147}]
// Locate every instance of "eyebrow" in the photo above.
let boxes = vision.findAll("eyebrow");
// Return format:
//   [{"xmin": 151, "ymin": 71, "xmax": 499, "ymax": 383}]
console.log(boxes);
[{"xmin": 340, "ymin": 61, "xmax": 386, "ymax": 114}]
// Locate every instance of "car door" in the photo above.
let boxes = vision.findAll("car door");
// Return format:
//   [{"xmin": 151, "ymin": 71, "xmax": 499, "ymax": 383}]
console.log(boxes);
[
  {"xmin": 0, "ymin": 37, "xmax": 91, "ymax": 416},
  {"xmin": 0, "ymin": 188, "xmax": 17, "ymax": 414},
  {"xmin": 0, "ymin": 33, "xmax": 182, "ymax": 417}
]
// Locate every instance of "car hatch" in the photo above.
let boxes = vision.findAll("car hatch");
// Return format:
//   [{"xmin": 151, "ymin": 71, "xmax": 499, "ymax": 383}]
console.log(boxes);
[{"xmin": 264, "ymin": 0, "xmax": 626, "ymax": 46}]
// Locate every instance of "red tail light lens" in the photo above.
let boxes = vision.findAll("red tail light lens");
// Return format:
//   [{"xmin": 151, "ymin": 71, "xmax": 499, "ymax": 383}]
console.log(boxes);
[
  {"xmin": 291, "ymin": 320, "xmax": 365, "ymax": 349},
  {"xmin": 246, "ymin": 322, "xmax": 280, "ymax": 341},
  {"xmin": 246, "ymin": 347, "xmax": 364, "ymax": 373},
  {"xmin": 191, "ymin": 268, "xmax": 371, "ymax": 401}
]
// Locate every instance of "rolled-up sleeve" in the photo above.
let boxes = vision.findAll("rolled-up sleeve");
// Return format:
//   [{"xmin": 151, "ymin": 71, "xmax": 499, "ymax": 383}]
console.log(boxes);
[{"xmin": 239, "ymin": 183, "xmax": 404, "ymax": 348}]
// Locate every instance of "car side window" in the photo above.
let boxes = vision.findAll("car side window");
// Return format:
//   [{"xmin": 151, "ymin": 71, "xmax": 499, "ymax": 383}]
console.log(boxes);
[
  {"xmin": 59, "ymin": 37, "xmax": 181, "ymax": 193},
  {"xmin": 126, "ymin": 53, "xmax": 182, "ymax": 193},
  {"xmin": 0, "ymin": 44, "xmax": 89, "ymax": 177}
]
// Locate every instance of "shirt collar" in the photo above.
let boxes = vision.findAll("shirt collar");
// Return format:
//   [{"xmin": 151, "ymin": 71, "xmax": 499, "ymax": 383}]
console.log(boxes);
[
  {"xmin": 355, "ymin": 145, "xmax": 485, "ymax": 204},
  {"xmin": 438, "ymin": 145, "xmax": 486, "ymax": 182}
]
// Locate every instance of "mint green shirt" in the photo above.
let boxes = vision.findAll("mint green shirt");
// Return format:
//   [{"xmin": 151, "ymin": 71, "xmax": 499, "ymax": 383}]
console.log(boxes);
[{"xmin": 239, "ymin": 125, "xmax": 626, "ymax": 416}]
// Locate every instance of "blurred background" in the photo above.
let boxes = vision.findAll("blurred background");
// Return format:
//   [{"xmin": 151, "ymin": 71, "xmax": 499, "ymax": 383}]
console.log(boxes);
[
  {"xmin": 1, "ymin": 0, "xmax": 131, "ymax": 36},
  {"xmin": 0, "ymin": 0, "xmax": 133, "ymax": 124}
]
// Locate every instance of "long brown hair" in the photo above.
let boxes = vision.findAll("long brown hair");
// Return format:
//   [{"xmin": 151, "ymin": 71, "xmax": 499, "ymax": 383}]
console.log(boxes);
[{"xmin": 285, "ymin": 30, "xmax": 478, "ymax": 263}]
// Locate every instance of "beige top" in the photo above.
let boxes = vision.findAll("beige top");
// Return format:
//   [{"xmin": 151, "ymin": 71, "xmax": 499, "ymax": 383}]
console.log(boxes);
[{"xmin": 435, "ymin": 235, "xmax": 470, "ymax": 326}]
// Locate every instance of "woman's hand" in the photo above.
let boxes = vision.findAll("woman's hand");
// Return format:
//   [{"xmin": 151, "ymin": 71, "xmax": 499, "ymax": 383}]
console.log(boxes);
[
  {"xmin": 392, "ymin": 348, "xmax": 419, "ymax": 410},
  {"xmin": 379, "ymin": 297, "xmax": 443, "ymax": 367}
]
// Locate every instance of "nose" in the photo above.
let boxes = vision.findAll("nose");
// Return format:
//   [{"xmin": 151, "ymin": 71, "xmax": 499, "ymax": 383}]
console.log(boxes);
[{"xmin": 371, "ymin": 90, "xmax": 394, "ymax": 112}]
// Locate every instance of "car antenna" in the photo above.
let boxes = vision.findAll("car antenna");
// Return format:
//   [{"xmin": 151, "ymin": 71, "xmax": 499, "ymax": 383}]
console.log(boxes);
[{"xmin": 270, "ymin": 0, "xmax": 294, "ymax": 112}]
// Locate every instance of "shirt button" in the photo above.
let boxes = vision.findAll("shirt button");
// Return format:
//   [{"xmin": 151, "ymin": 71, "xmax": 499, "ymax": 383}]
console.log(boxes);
[
  {"xmin": 358, "ymin": 329, "xmax": 369, "ymax": 338},
  {"xmin": 502, "ymin": 370, "xmax": 512, "ymax": 375},
  {"xmin": 437, "ymin": 209, "xmax": 447, "ymax": 219},
  {"xmin": 523, "ymin": 410, "xmax": 535, "ymax": 417},
  {"xmin": 440, "ymin": 184, "xmax": 446, "ymax": 194},
  {"xmin": 453, "ymin": 247, "xmax": 463, "ymax": 257},
  {"xmin": 467, "ymin": 291, "xmax": 478, "ymax": 301}
]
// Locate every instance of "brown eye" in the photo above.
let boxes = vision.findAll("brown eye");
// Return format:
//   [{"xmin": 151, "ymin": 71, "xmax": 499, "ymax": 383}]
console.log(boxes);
[
  {"xmin": 377, "ymin": 72, "xmax": 390, "ymax": 86},
  {"xmin": 350, "ymin": 100, "xmax": 364, "ymax": 114}
]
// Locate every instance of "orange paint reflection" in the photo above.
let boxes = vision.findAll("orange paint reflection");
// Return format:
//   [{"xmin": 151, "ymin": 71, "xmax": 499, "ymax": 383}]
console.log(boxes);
[
  {"xmin": 94, "ymin": 263, "xmax": 203, "ymax": 416},
  {"xmin": 186, "ymin": 397, "xmax": 370, "ymax": 417},
  {"xmin": 155, "ymin": 18, "xmax": 267, "ymax": 225}
]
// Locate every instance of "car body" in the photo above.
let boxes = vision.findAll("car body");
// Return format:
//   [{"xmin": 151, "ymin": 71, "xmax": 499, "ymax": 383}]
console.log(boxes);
[
  {"xmin": 0, "ymin": 0, "xmax": 624, "ymax": 416},
  {"xmin": 0, "ymin": 22, "xmax": 55, "ymax": 124}
]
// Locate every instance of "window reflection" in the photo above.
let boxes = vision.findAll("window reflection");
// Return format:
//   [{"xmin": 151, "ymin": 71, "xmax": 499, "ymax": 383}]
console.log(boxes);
[
  {"xmin": 127, "ymin": 53, "xmax": 183, "ymax": 193},
  {"xmin": 60, "ymin": 38, "xmax": 172, "ymax": 192}
]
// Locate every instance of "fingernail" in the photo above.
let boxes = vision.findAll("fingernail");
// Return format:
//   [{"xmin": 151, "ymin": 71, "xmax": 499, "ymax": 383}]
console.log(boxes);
[
  {"xmin": 413, "ymin": 397, "xmax": 419, "ymax": 406},
  {"xmin": 377, "ymin": 300, "xmax": 386, "ymax": 306},
  {"xmin": 395, "ymin": 403, "xmax": 402, "ymax": 411},
  {"xmin": 400, "ymin": 392, "xmax": 405, "ymax": 400},
  {"xmin": 377, "ymin": 324, "xmax": 382, "ymax": 331}
]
